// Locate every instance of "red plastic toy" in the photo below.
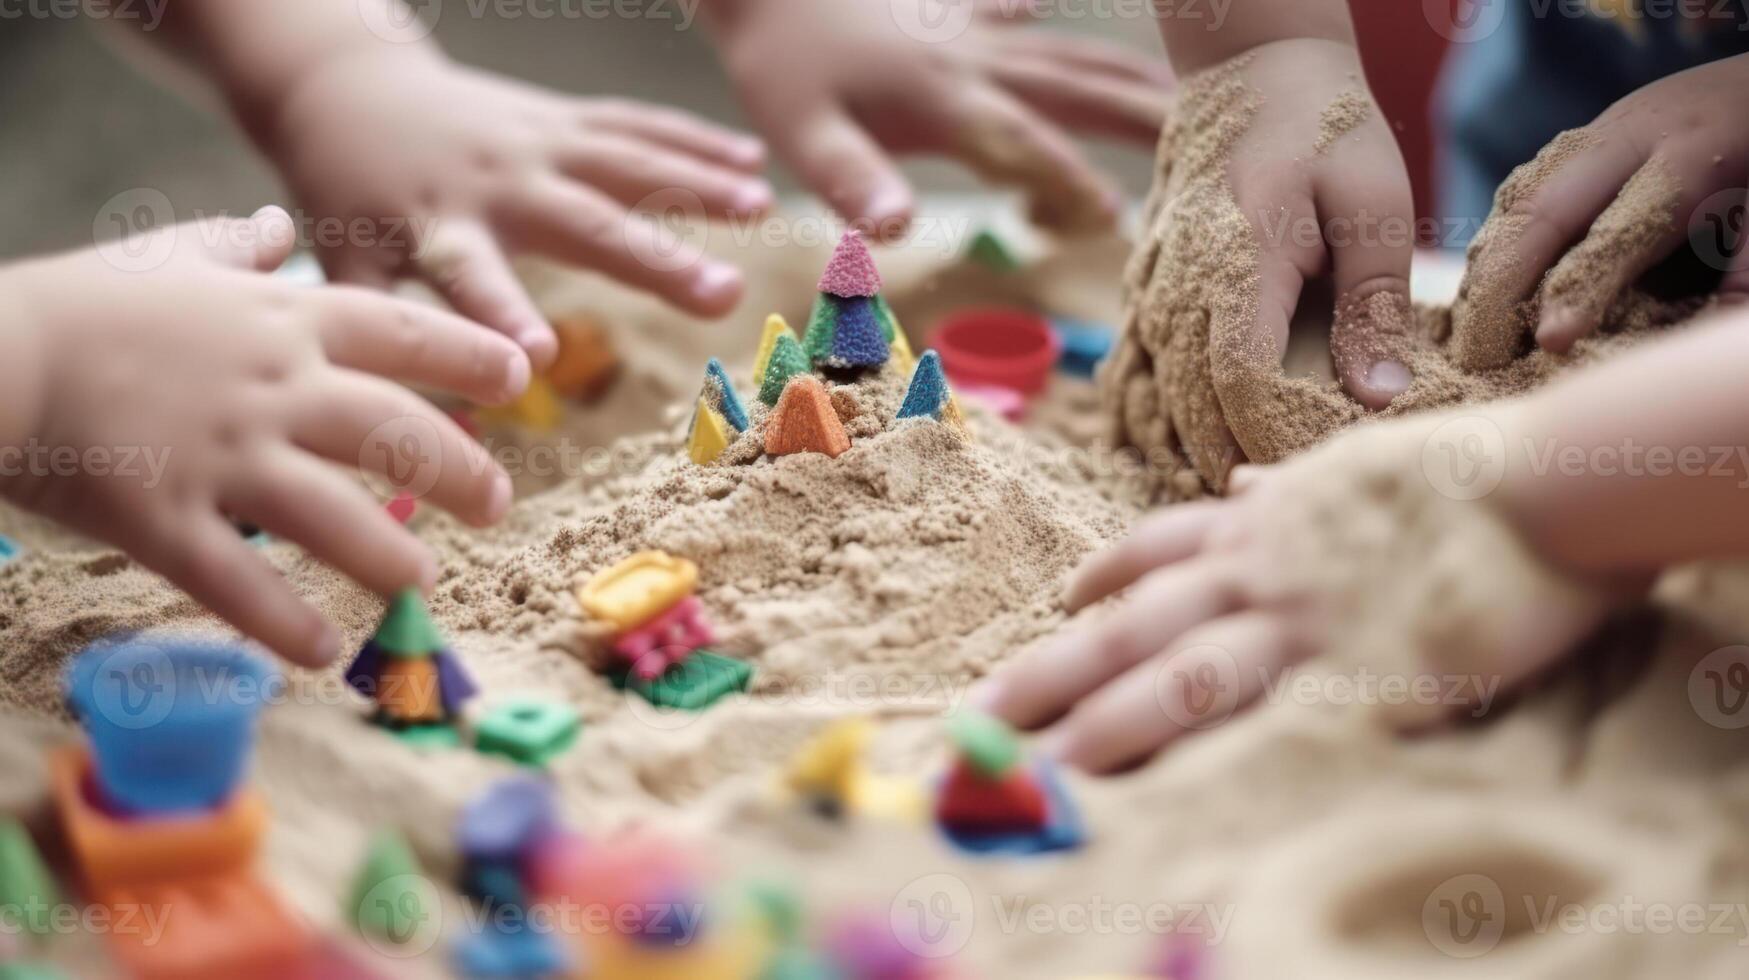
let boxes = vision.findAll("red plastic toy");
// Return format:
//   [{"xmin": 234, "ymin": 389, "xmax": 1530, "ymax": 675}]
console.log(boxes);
[
  {"xmin": 930, "ymin": 308, "xmax": 1061, "ymax": 396},
  {"xmin": 611, "ymin": 595, "xmax": 716, "ymax": 680}
]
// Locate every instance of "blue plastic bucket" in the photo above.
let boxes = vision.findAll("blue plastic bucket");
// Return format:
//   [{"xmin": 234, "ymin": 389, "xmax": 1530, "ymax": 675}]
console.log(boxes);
[{"xmin": 66, "ymin": 639, "xmax": 274, "ymax": 815}]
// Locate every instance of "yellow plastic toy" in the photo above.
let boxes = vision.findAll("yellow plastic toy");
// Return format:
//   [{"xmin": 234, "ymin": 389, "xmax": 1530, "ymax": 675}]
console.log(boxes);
[
  {"xmin": 576, "ymin": 551, "xmax": 699, "ymax": 633},
  {"xmin": 890, "ymin": 327, "xmax": 917, "ymax": 375},
  {"xmin": 687, "ymin": 397, "xmax": 732, "ymax": 466},
  {"xmin": 480, "ymin": 375, "xmax": 563, "ymax": 431},
  {"xmin": 585, "ymin": 920, "xmax": 768, "ymax": 980},
  {"xmin": 781, "ymin": 718, "xmax": 925, "ymax": 824}
]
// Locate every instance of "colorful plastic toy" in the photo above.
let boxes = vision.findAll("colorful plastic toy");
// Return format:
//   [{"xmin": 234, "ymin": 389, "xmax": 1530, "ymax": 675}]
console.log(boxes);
[
  {"xmin": 781, "ymin": 718, "xmax": 924, "ymax": 823},
  {"xmin": 1051, "ymin": 316, "xmax": 1115, "ymax": 378},
  {"xmin": 955, "ymin": 382, "xmax": 1024, "ymax": 422},
  {"xmin": 344, "ymin": 589, "xmax": 479, "ymax": 744},
  {"xmin": 931, "ymin": 307, "xmax": 1061, "ymax": 396},
  {"xmin": 613, "ymin": 595, "xmax": 716, "ymax": 679},
  {"xmin": 701, "ymin": 358, "xmax": 750, "ymax": 433},
  {"xmin": 753, "ymin": 314, "xmax": 800, "ymax": 388},
  {"xmin": 765, "ymin": 376, "xmax": 851, "ymax": 459},
  {"xmin": 453, "ymin": 779, "xmax": 575, "ymax": 978},
  {"xmin": 967, "ymin": 226, "xmax": 1024, "ymax": 273},
  {"xmin": 54, "ymin": 642, "xmax": 313, "ymax": 979},
  {"xmin": 895, "ymin": 351, "xmax": 967, "ymax": 433},
  {"xmin": 65, "ymin": 640, "xmax": 273, "ymax": 815},
  {"xmin": 611, "ymin": 650, "xmax": 752, "ymax": 711},
  {"xmin": 386, "ymin": 491, "xmax": 418, "ymax": 525},
  {"xmin": 758, "ymin": 333, "xmax": 810, "ymax": 407},
  {"xmin": 480, "ymin": 374, "xmax": 563, "ymax": 431},
  {"xmin": 824, "ymin": 914, "xmax": 932, "ymax": 980},
  {"xmin": 688, "ymin": 396, "xmax": 734, "ymax": 466},
  {"xmin": 550, "ymin": 313, "xmax": 621, "ymax": 402},
  {"xmin": 934, "ymin": 712, "xmax": 1084, "ymax": 856},
  {"xmin": 0, "ymin": 816, "xmax": 60, "ymax": 938},
  {"xmin": 577, "ymin": 551, "xmax": 699, "ymax": 633},
  {"xmin": 474, "ymin": 698, "xmax": 582, "ymax": 766},
  {"xmin": 0, "ymin": 533, "xmax": 21, "ymax": 564},
  {"xmin": 347, "ymin": 828, "xmax": 427, "ymax": 945},
  {"xmin": 804, "ymin": 231, "xmax": 894, "ymax": 371}
]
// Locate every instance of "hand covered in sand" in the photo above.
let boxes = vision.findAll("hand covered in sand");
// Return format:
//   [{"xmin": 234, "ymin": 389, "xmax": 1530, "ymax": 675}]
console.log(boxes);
[
  {"xmin": 257, "ymin": 46, "xmax": 771, "ymax": 367},
  {"xmin": 977, "ymin": 409, "xmax": 1624, "ymax": 773},
  {"xmin": 0, "ymin": 207, "xmax": 519, "ymax": 667},
  {"xmin": 706, "ymin": 0, "xmax": 1169, "ymax": 232},
  {"xmin": 1454, "ymin": 54, "xmax": 1749, "ymax": 369}
]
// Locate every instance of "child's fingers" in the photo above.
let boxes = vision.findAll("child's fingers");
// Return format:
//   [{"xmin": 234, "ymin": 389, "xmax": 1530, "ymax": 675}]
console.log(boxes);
[
  {"xmin": 983, "ymin": 56, "xmax": 1167, "ymax": 145},
  {"xmin": 1063, "ymin": 502, "xmax": 1224, "ymax": 611},
  {"xmin": 948, "ymin": 85, "xmax": 1120, "ymax": 228},
  {"xmin": 182, "ymin": 206, "xmax": 298, "ymax": 273},
  {"xmin": 503, "ymin": 176, "xmax": 746, "ymax": 317},
  {"xmin": 556, "ymin": 134, "xmax": 774, "ymax": 218},
  {"xmin": 772, "ymin": 108, "xmax": 915, "ymax": 235},
  {"xmin": 1044, "ymin": 611, "xmax": 1288, "ymax": 773},
  {"xmin": 314, "ymin": 282, "xmax": 532, "ymax": 405},
  {"xmin": 1535, "ymin": 156, "xmax": 1687, "ymax": 353},
  {"xmin": 290, "ymin": 373, "xmax": 510, "ymax": 527},
  {"xmin": 411, "ymin": 220, "xmax": 559, "ymax": 372},
  {"xmin": 1451, "ymin": 133, "xmax": 1643, "ymax": 370},
  {"xmin": 992, "ymin": 31, "xmax": 1174, "ymax": 87},
  {"xmin": 578, "ymin": 100, "xmax": 767, "ymax": 171},
  {"xmin": 1316, "ymin": 157, "xmax": 1417, "ymax": 409},
  {"xmin": 145, "ymin": 514, "xmax": 340, "ymax": 667},
  {"xmin": 979, "ymin": 560, "xmax": 1240, "ymax": 730},
  {"xmin": 224, "ymin": 447, "xmax": 437, "ymax": 598}
]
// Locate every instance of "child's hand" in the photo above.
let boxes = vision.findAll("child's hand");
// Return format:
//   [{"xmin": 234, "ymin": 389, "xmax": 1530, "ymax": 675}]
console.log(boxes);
[
  {"xmin": 707, "ymin": 0, "xmax": 1170, "ymax": 232},
  {"xmin": 0, "ymin": 207, "xmax": 523, "ymax": 667},
  {"xmin": 975, "ymin": 410, "xmax": 1620, "ymax": 773},
  {"xmin": 1455, "ymin": 54, "xmax": 1749, "ymax": 369},
  {"xmin": 1225, "ymin": 40, "xmax": 1418, "ymax": 409},
  {"xmin": 259, "ymin": 47, "xmax": 772, "ymax": 367}
]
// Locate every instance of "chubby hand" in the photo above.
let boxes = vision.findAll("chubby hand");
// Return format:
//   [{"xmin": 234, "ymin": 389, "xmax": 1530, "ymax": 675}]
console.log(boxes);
[
  {"xmin": 259, "ymin": 47, "xmax": 772, "ymax": 368},
  {"xmin": 709, "ymin": 0, "xmax": 1170, "ymax": 232},
  {"xmin": 1455, "ymin": 53, "xmax": 1749, "ymax": 369},
  {"xmin": 976, "ymin": 410, "xmax": 1621, "ymax": 773},
  {"xmin": 0, "ymin": 207, "xmax": 523, "ymax": 667}
]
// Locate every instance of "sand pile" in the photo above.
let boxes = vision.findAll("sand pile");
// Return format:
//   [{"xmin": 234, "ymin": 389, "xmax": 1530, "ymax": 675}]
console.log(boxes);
[{"xmin": 1105, "ymin": 57, "xmax": 1707, "ymax": 495}]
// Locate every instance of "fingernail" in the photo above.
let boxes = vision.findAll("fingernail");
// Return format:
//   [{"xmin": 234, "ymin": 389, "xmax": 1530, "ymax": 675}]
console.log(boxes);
[
  {"xmin": 1538, "ymin": 306, "xmax": 1580, "ymax": 346},
  {"xmin": 502, "ymin": 348, "xmax": 531, "ymax": 400},
  {"xmin": 1365, "ymin": 359, "xmax": 1412, "ymax": 397},
  {"xmin": 486, "ymin": 470, "xmax": 513, "ymax": 523},
  {"xmin": 732, "ymin": 137, "xmax": 766, "ymax": 167},
  {"xmin": 692, "ymin": 262, "xmax": 741, "ymax": 306},
  {"xmin": 864, "ymin": 187, "xmax": 910, "ymax": 225},
  {"xmin": 734, "ymin": 181, "xmax": 774, "ymax": 215},
  {"xmin": 1227, "ymin": 464, "xmax": 1260, "ymax": 494},
  {"xmin": 967, "ymin": 679, "xmax": 1002, "ymax": 711},
  {"xmin": 308, "ymin": 623, "xmax": 341, "ymax": 666}
]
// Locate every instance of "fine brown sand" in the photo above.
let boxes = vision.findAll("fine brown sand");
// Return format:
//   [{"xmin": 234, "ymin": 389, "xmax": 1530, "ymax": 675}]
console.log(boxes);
[{"xmin": 1107, "ymin": 59, "xmax": 1705, "ymax": 494}]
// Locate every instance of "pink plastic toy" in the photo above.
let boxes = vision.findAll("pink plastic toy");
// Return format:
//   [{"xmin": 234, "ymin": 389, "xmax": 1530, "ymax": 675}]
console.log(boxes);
[
  {"xmin": 954, "ymin": 383, "xmax": 1025, "ymax": 422},
  {"xmin": 612, "ymin": 596, "xmax": 715, "ymax": 679}
]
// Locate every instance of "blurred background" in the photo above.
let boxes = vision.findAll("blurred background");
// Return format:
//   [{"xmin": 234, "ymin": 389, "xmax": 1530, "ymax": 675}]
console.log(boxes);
[{"xmin": 0, "ymin": 4, "xmax": 1449, "ymax": 260}]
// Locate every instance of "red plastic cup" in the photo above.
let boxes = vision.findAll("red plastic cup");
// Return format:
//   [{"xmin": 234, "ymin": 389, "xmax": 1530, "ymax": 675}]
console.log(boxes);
[{"xmin": 931, "ymin": 307, "xmax": 1061, "ymax": 396}]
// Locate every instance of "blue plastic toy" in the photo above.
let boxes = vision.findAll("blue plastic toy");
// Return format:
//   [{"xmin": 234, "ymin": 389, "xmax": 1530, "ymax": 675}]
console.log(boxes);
[
  {"xmin": 895, "ymin": 350, "xmax": 953, "ymax": 422},
  {"xmin": 1050, "ymin": 317, "xmax": 1115, "ymax": 378},
  {"xmin": 451, "ymin": 921, "xmax": 571, "ymax": 979},
  {"xmin": 0, "ymin": 534, "xmax": 19, "ymax": 564},
  {"xmin": 702, "ymin": 359, "xmax": 750, "ymax": 434},
  {"xmin": 65, "ymin": 640, "xmax": 274, "ymax": 815},
  {"xmin": 457, "ymin": 777, "xmax": 558, "ymax": 864}
]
